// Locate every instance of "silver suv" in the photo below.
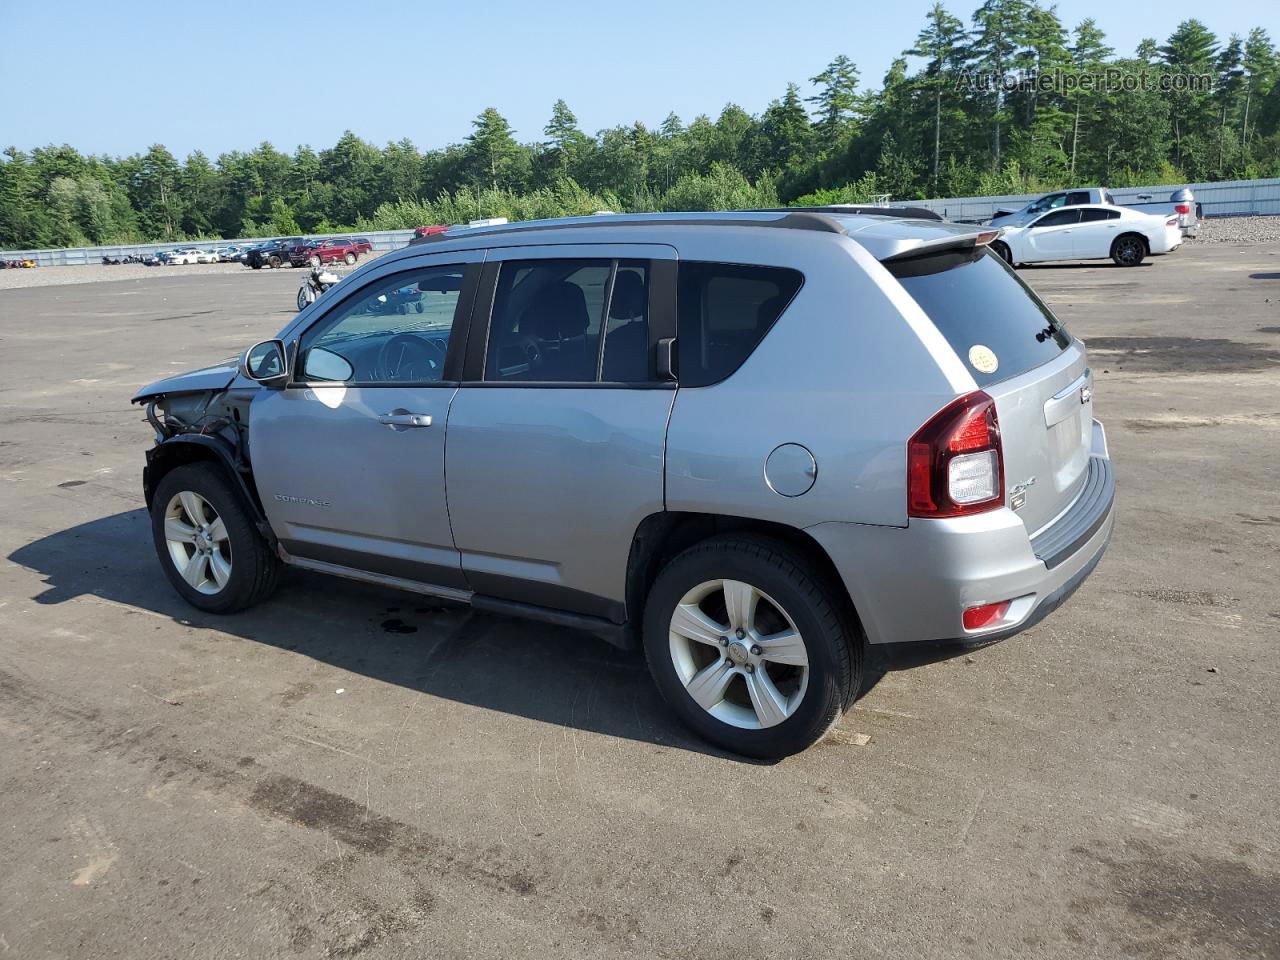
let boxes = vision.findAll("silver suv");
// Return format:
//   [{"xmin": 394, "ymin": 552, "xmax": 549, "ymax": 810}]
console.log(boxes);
[{"xmin": 133, "ymin": 210, "xmax": 1114, "ymax": 758}]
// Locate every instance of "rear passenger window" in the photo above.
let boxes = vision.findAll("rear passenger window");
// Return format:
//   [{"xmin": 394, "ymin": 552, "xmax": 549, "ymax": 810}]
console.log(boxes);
[
  {"xmin": 484, "ymin": 259, "xmax": 652, "ymax": 383},
  {"xmin": 1080, "ymin": 208, "xmax": 1118, "ymax": 222},
  {"xmin": 676, "ymin": 263, "xmax": 802, "ymax": 387}
]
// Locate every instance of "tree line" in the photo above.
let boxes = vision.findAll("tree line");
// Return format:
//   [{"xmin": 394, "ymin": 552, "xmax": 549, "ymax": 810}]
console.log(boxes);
[{"xmin": 2, "ymin": 4, "xmax": 1278, "ymax": 250}]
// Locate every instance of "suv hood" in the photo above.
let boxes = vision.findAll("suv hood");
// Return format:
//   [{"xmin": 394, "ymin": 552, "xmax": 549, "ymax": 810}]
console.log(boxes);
[{"xmin": 132, "ymin": 360, "xmax": 238, "ymax": 404}]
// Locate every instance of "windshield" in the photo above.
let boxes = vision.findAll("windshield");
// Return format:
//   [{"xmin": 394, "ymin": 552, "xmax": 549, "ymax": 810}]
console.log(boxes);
[{"xmin": 888, "ymin": 247, "xmax": 1071, "ymax": 387}]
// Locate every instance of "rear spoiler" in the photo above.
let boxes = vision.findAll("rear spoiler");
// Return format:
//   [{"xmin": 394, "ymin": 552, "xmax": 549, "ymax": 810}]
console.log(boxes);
[{"xmin": 877, "ymin": 229, "xmax": 1001, "ymax": 262}]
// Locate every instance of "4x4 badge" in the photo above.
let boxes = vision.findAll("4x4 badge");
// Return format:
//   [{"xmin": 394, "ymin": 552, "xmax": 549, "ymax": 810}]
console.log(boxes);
[{"xmin": 1009, "ymin": 476, "xmax": 1037, "ymax": 511}]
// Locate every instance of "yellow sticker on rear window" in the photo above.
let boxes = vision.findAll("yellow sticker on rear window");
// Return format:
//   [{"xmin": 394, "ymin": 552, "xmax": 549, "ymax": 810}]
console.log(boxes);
[{"xmin": 968, "ymin": 344, "xmax": 999, "ymax": 374}]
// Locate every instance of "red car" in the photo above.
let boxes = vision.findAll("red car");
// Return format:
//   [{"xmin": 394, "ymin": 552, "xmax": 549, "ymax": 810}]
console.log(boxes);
[
  {"xmin": 413, "ymin": 225, "xmax": 449, "ymax": 241},
  {"xmin": 287, "ymin": 237, "xmax": 371, "ymax": 268}
]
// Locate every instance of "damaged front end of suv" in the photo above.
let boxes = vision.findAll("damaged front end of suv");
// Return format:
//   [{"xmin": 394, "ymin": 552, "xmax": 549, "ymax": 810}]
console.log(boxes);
[{"xmin": 131, "ymin": 359, "xmax": 274, "ymax": 550}]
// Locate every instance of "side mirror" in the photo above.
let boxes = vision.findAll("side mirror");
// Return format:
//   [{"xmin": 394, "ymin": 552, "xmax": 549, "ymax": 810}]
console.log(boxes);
[{"xmin": 241, "ymin": 339, "xmax": 290, "ymax": 387}]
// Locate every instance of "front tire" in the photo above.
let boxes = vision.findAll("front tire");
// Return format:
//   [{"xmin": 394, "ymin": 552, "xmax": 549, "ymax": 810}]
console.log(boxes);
[
  {"xmin": 151, "ymin": 463, "xmax": 281, "ymax": 614},
  {"xmin": 642, "ymin": 535, "xmax": 861, "ymax": 759},
  {"xmin": 1111, "ymin": 234, "xmax": 1146, "ymax": 267},
  {"xmin": 990, "ymin": 240, "xmax": 1013, "ymax": 265}
]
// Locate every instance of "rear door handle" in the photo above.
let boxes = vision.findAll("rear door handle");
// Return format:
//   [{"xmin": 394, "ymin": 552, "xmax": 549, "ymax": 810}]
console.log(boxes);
[{"xmin": 377, "ymin": 413, "xmax": 433, "ymax": 428}]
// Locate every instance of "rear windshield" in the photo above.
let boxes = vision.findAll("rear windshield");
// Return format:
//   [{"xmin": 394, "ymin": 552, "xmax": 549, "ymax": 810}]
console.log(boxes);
[{"xmin": 887, "ymin": 247, "xmax": 1070, "ymax": 387}]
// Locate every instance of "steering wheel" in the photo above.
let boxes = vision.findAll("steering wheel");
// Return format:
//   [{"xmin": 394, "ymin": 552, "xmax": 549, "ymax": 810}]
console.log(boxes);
[
  {"xmin": 375, "ymin": 333, "xmax": 447, "ymax": 381},
  {"xmin": 515, "ymin": 334, "xmax": 545, "ymax": 373}
]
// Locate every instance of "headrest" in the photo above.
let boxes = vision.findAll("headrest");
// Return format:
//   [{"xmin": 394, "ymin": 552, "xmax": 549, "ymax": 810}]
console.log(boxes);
[
  {"xmin": 609, "ymin": 271, "xmax": 647, "ymax": 319},
  {"xmin": 521, "ymin": 280, "xmax": 590, "ymax": 339}
]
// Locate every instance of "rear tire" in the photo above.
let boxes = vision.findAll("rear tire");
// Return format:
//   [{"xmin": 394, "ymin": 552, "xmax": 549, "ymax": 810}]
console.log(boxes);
[
  {"xmin": 1111, "ymin": 234, "xmax": 1146, "ymax": 267},
  {"xmin": 267, "ymin": 254, "xmax": 281, "ymax": 269},
  {"xmin": 151, "ymin": 463, "xmax": 281, "ymax": 614},
  {"xmin": 344, "ymin": 252, "xmax": 357, "ymax": 265},
  {"xmin": 642, "ymin": 535, "xmax": 861, "ymax": 759}
]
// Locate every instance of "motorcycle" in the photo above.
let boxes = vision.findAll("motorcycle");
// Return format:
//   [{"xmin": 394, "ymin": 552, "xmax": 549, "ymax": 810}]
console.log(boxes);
[{"xmin": 297, "ymin": 264, "xmax": 340, "ymax": 311}]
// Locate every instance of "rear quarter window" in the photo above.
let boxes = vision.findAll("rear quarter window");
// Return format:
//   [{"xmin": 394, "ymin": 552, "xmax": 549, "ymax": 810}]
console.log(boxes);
[
  {"xmin": 888, "ymin": 248, "xmax": 1071, "ymax": 388},
  {"xmin": 677, "ymin": 262, "xmax": 803, "ymax": 387}
]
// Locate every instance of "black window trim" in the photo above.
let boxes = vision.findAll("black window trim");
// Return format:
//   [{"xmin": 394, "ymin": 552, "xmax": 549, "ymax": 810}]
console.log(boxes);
[
  {"xmin": 461, "ymin": 253, "xmax": 677, "ymax": 388},
  {"xmin": 1031, "ymin": 208, "xmax": 1082, "ymax": 228},
  {"xmin": 283, "ymin": 260, "xmax": 481, "ymax": 389}
]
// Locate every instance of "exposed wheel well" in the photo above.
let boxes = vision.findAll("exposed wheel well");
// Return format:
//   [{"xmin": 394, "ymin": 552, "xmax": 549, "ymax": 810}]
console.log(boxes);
[
  {"xmin": 144, "ymin": 440, "xmax": 272, "ymax": 547},
  {"xmin": 625, "ymin": 511, "xmax": 862, "ymax": 641}
]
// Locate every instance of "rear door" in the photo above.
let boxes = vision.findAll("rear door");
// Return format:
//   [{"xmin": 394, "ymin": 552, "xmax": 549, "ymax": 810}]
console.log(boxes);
[
  {"xmin": 1077, "ymin": 208, "xmax": 1121, "ymax": 258},
  {"xmin": 887, "ymin": 248, "xmax": 1092, "ymax": 535},
  {"xmin": 1025, "ymin": 208, "xmax": 1081, "ymax": 260},
  {"xmin": 445, "ymin": 243, "xmax": 677, "ymax": 621}
]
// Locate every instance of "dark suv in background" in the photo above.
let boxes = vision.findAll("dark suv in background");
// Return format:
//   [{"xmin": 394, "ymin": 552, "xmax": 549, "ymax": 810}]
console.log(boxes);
[{"xmin": 244, "ymin": 238, "xmax": 304, "ymax": 269}]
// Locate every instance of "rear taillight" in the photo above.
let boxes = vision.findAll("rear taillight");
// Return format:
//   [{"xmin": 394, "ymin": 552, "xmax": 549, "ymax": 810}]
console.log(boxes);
[
  {"xmin": 908, "ymin": 391, "xmax": 1004, "ymax": 518},
  {"xmin": 1174, "ymin": 204, "xmax": 1190, "ymax": 215}
]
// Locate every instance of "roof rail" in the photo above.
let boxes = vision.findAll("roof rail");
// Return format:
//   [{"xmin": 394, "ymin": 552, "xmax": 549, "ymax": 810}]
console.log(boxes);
[
  {"xmin": 751, "ymin": 204, "xmax": 945, "ymax": 222},
  {"xmin": 406, "ymin": 210, "xmax": 851, "ymax": 245}
]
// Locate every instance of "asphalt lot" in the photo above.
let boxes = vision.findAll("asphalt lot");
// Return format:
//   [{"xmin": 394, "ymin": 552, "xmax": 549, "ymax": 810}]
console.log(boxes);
[{"xmin": 1, "ymin": 242, "xmax": 1278, "ymax": 959}]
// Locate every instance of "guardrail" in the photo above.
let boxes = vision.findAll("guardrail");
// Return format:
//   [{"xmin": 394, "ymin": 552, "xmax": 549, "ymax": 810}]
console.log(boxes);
[
  {"xmin": 0, "ymin": 229, "xmax": 417, "ymax": 269},
  {"xmin": 911, "ymin": 177, "xmax": 1280, "ymax": 223},
  {"xmin": 5, "ymin": 177, "xmax": 1279, "ymax": 266}
]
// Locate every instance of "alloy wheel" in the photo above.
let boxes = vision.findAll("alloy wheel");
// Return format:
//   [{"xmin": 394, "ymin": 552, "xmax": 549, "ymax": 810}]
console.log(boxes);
[
  {"xmin": 163, "ymin": 491, "xmax": 232, "ymax": 595},
  {"xmin": 1116, "ymin": 238, "xmax": 1143, "ymax": 265},
  {"xmin": 668, "ymin": 579, "xmax": 809, "ymax": 729}
]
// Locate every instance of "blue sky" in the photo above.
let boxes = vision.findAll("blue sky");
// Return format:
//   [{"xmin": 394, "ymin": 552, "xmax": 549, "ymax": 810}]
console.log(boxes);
[{"xmin": 1, "ymin": 0, "xmax": 1273, "ymax": 159}]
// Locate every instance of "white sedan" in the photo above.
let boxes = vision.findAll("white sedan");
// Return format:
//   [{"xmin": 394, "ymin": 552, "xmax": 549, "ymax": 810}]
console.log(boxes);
[
  {"xmin": 164, "ymin": 248, "xmax": 202, "ymax": 265},
  {"xmin": 194, "ymin": 249, "xmax": 220, "ymax": 264},
  {"xmin": 991, "ymin": 205, "xmax": 1181, "ymax": 268}
]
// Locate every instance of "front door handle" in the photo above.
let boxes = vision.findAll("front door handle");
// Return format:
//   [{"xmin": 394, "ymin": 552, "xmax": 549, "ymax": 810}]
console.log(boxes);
[{"xmin": 377, "ymin": 412, "xmax": 433, "ymax": 428}]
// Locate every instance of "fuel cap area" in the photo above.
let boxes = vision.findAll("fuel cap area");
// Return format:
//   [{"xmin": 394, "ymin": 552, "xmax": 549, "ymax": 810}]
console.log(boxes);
[{"xmin": 764, "ymin": 443, "xmax": 817, "ymax": 497}]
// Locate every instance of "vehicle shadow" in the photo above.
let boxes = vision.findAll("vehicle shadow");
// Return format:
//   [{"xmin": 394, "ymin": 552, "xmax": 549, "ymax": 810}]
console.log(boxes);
[
  {"xmin": 1249, "ymin": 272, "xmax": 1280, "ymax": 280},
  {"xmin": 12, "ymin": 510, "xmax": 913, "ymax": 762},
  {"xmin": 1017, "ymin": 262, "xmax": 1152, "ymax": 270}
]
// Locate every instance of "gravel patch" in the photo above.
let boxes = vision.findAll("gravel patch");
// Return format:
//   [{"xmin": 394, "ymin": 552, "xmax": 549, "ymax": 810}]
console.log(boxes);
[
  {"xmin": 1197, "ymin": 215, "xmax": 1280, "ymax": 244},
  {"xmin": 0, "ymin": 251, "xmax": 390, "ymax": 291}
]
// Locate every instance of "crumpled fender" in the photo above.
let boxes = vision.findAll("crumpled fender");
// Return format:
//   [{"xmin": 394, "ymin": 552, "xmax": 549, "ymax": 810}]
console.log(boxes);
[{"xmin": 132, "ymin": 361, "xmax": 238, "ymax": 404}]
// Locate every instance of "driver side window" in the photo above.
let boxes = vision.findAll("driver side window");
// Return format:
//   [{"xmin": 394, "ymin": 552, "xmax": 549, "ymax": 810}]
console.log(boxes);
[
  {"xmin": 297, "ymin": 264, "xmax": 466, "ymax": 384},
  {"xmin": 1031, "ymin": 193, "xmax": 1065, "ymax": 214}
]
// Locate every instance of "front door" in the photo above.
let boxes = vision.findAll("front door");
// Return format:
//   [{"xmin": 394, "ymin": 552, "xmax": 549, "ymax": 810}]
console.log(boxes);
[
  {"xmin": 1025, "ymin": 208, "xmax": 1081, "ymax": 261},
  {"xmin": 251, "ymin": 252, "xmax": 481, "ymax": 588},
  {"xmin": 445, "ymin": 244, "xmax": 677, "ymax": 621}
]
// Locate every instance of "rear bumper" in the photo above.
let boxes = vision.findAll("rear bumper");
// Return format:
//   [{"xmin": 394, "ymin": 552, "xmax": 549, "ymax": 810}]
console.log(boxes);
[{"xmin": 808, "ymin": 420, "xmax": 1114, "ymax": 646}]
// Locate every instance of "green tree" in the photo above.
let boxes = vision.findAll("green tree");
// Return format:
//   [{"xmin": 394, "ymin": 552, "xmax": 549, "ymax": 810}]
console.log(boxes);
[
  {"xmin": 542, "ymin": 99, "xmax": 590, "ymax": 182},
  {"xmin": 807, "ymin": 55, "xmax": 862, "ymax": 149},
  {"xmin": 133, "ymin": 144, "xmax": 183, "ymax": 240},
  {"xmin": 1161, "ymin": 19, "xmax": 1221, "ymax": 169},
  {"xmin": 1066, "ymin": 19, "xmax": 1113, "ymax": 178},
  {"xmin": 967, "ymin": 0, "xmax": 1031, "ymax": 168},
  {"xmin": 907, "ymin": 3, "xmax": 967, "ymax": 186},
  {"xmin": 464, "ymin": 108, "xmax": 526, "ymax": 190},
  {"xmin": 1240, "ymin": 29, "xmax": 1277, "ymax": 151},
  {"xmin": 752, "ymin": 84, "xmax": 813, "ymax": 172}
]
